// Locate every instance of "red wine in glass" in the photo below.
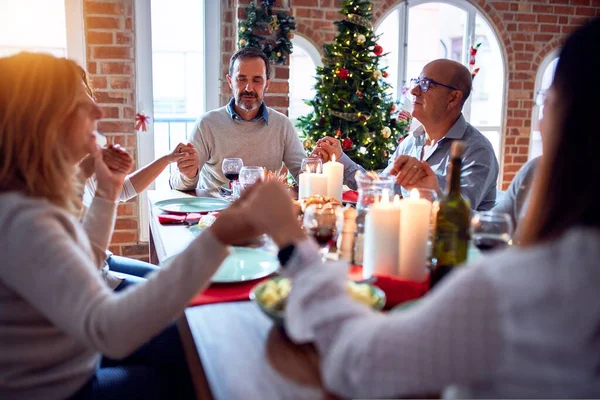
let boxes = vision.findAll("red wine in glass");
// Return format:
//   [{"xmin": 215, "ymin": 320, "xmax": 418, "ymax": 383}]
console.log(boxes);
[{"xmin": 224, "ymin": 172, "xmax": 240, "ymax": 181}]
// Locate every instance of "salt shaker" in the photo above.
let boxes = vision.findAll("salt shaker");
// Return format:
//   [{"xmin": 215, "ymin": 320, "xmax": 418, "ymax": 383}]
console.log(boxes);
[{"xmin": 338, "ymin": 206, "xmax": 357, "ymax": 262}]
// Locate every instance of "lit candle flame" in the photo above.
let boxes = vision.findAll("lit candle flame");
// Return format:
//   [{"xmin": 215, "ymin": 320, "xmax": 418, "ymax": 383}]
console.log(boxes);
[{"xmin": 410, "ymin": 188, "xmax": 420, "ymax": 199}]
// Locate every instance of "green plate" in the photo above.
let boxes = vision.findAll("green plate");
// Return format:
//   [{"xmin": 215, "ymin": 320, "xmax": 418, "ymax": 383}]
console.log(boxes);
[
  {"xmin": 155, "ymin": 197, "xmax": 230, "ymax": 214},
  {"xmin": 251, "ymin": 277, "xmax": 386, "ymax": 325},
  {"xmin": 161, "ymin": 246, "xmax": 279, "ymax": 283}
]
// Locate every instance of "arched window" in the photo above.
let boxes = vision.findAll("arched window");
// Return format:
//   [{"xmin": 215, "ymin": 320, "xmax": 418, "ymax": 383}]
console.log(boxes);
[
  {"xmin": 530, "ymin": 52, "xmax": 559, "ymax": 160},
  {"xmin": 289, "ymin": 35, "xmax": 322, "ymax": 133},
  {"xmin": 376, "ymin": 0, "xmax": 506, "ymax": 163}
]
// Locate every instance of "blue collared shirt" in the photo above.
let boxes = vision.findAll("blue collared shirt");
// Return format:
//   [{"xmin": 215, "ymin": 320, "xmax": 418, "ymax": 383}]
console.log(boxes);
[
  {"xmin": 226, "ymin": 97, "xmax": 269, "ymax": 125},
  {"xmin": 339, "ymin": 114, "xmax": 499, "ymax": 211}
]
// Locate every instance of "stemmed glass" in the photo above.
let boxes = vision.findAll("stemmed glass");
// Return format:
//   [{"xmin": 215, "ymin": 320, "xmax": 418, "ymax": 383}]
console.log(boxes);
[
  {"xmin": 239, "ymin": 166, "xmax": 265, "ymax": 189},
  {"xmin": 301, "ymin": 157, "xmax": 322, "ymax": 174},
  {"xmin": 471, "ymin": 211, "xmax": 514, "ymax": 252},
  {"xmin": 222, "ymin": 158, "xmax": 244, "ymax": 189},
  {"xmin": 303, "ymin": 204, "xmax": 343, "ymax": 261}
]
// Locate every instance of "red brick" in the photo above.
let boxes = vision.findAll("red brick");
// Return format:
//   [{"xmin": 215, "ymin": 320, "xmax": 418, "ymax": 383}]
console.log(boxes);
[
  {"xmin": 121, "ymin": 243, "xmax": 150, "ymax": 257},
  {"xmin": 505, "ymin": 137, "xmax": 516, "ymax": 145},
  {"xmin": 532, "ymin": 5, "xmax": 554, "ymax": 13},
  {"xmin": 84, "ymin": 2, "xmax": 124, "ymax": 15},
  {"xmin": 90, "ymin": 76, "xmax": 107, "ymax": 89},
  {"xmin": 87, "ymin": 31, "xmax": 113, "ymax": 45},
  {"xmin": 117, "ymin": 203, "xmax": 135, "ymax": 217},
  {"xmin": 534, "ymin": 34, "xmax": 555, "ymax": 42},
  {"xmin": 537, "ymin": 15, "xmax": 558, "ymax": 24},
  {"xmin": 125, "ymin": 18, "xmax": 133, "ymax": 30},
  {"xmin": 100, "ymin": 106, "xmax": 120, "ymax": 119},
  {"xmin": 571, "ymin": 0, "xmax": 591, "ymax": 5},
  {"xmin": 86, "ymin": 16, "xmax": 119, "ymax": 30},
  {"xmin": 575, "ymin": 7, "xmax": 597, "ymax": 16},
  {"xmin": 295, "ymin": 8, "xmax": 311, "ymax": 18},
  {"xmin": 264, "ymin": 96, "xmax": 289, "ymax": 107},
  {"xmin": 494, "ymin": 3, "xmax": 509, "ymax": 11},
  {"xmin": 116, "ymin": 32, "xmax": 132, "ymax": 45},
  {"xmin": 115, "ymin": 218, "xmax": 138, "ymax": 230},
  {"xmin": 268, "ymin": 81, "xmax": 289, "ymax": 93},
  {"xmin": 93, "ymin": 46, "xmax": 133, "ymax": 60},
  {"xmin": 517, "ymin": 137, "xmax": 530, "ymax": 145},
  {"xmin": 123, "ymin": 107, "xmax": 135, "ymax": 119},
  {"xmin": 274, "ymin": 66, "xmax": 290, "ymax": 80},
  {"xmin": 94, "ymin": 91, "xmax": 127, "ymax": 104},
  {"xmin": 112, "ymin": 231, "xmax": 138, "ymax": 244},
  {"xmin": 294, "ymin": 0, "xmax": 318, "ymax": 5},
  {"xmin": 540, "ymin": 24, "xmax": 561, "ymax": 33},
  {"xmin": 516, "ymin": 14, "xmax": 536, "ymax": 22},
  {"xmin": 99, "ymin": 61, "xmax": 133, "ymax": 74},
  {"xmin": 554, "ymin": 6, "xmax": 575, "ymax": 14},
  {"xmin": 519, "ymin": 23, "xmax": 539, "ymax": 32},
  {"xmin": 98, "ymin": 121, "xmax": 135, "ymax": 133},
  {"xmin": 109, "ymin": 77, "xmax": 133, "ymax": 89}
]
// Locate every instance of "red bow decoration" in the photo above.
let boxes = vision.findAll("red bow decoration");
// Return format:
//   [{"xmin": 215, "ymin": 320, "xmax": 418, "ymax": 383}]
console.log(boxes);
[
  {"xmin": 135, "ymin": 113, "xmax": 150, "ymax": 132},
  {"xmin": 469, "ymin": 42, "xmax": 482, "ymax": 66}
]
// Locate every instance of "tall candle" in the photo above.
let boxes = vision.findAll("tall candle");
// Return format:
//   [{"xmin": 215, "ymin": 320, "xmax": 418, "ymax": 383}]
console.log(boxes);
[
  {"xmin": 298, "ymin": 165, "xmax": 328, "ymax": 199},
  {"xmin": 323, "ymin": 154, "xmax": 344, "ymax": 201},
  {"xmin": 398, "ymin": 189, "xmax": 432, "ymax": 281},
  {"xmin": 363, "ymin": 190, "xmax": 401, "ymax": 279}
]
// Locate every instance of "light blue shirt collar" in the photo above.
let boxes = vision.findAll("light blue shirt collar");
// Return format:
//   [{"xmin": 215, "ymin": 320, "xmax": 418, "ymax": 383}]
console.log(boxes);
[{"xmin": 226, "ymin": 97, "xmax": 269, "ymax": 126}]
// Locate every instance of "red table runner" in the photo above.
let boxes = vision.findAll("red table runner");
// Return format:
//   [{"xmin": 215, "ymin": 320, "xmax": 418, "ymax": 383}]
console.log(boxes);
[{"xmin": 189, "ymin": 265, "xmax": 429, "ymax": 308}]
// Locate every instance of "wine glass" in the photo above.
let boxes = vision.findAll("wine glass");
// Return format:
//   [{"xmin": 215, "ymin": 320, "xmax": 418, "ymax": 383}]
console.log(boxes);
[
  {"xmin": 303, "ymin": 204, "xmax": 343, "ymax": 261},
  {"xmin": 239, "ymin": 166, "xmax": 265, "ymax": 189},
  {"xmin": 222, "ymin": 158, "xmax": 244, "ymax": 189},
  {"xmin": 471, "ymin": 211, "xmax": 514, "ymax": 253},
  {"xmin": 300, "ymin": 157, "xmax": 322, "ymax": 174}
]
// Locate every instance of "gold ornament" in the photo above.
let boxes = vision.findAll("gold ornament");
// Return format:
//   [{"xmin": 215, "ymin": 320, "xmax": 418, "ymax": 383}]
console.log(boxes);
[
  {"xmin": 373, "ymin": 69, "xmax": 382, "ymax": 80},
  {"xmin": 287, "ymin": 32, "xmax": 294, "ymax": 40},
  {"xmin": 276, "ymin": 52, "xmax": 282, "ymax": 57},
  {"xmin": 240, "ymin": 26, "xmax": 247, "ymax": 33},
  {"xmin": 381, "ymin": 126, "xmax": 392, "ymax": 139},
  {"xmin": 268, "ymin": 15, "xmax": 279, "ymax": 33},
  {"xmin": 239, "ymin": 39, "xmax": 247, "ymax": 47},
  {"xmin": 356, "ymin": 34, "xmax": 366, "ymax": 45},
  {"xmin": 303, "ymin": 138, "xmax": 314, "ymax": 149}
]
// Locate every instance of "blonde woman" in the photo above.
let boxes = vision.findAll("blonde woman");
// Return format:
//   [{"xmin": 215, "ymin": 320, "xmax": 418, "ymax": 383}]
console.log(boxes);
[{"xmin": 0, "ymin": 52, "xmax": 261, "ymax": 399}]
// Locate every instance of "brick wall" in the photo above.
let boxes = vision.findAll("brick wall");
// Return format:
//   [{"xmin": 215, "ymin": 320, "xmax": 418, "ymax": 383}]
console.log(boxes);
[{"xmin": 84, "ymin": 0, "xmax": 148, "ymax": 260}]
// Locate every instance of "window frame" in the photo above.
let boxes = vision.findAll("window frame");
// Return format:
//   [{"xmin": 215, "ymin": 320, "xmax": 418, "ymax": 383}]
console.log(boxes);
[
  {"xmin": 135, "ymin": 0, "xmax": 220, "ymax": 242},
  {"xmin": 375, "ymin": 0, "xmax": 507, "ymax": 182}
]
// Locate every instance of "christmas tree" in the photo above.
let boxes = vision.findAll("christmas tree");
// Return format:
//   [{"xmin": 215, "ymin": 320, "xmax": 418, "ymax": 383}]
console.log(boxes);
[{"xmin": 296, "ymin": 0, "xmax": 411, "ymax": 170}]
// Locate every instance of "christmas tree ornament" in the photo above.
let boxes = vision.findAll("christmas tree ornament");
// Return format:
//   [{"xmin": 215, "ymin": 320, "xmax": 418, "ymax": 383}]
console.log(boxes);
[
  {"xmin": 337, "ymin": 68, "xmax": 350, "ymax": 79},
  {"xmin": 239, "ymin": 39, "xmax": 247, "ymax": 47},
  {"xmin": 358, "ymin": 146, "xmax": 367, "ymax": 155},
  {"xmin": 381, "ymin": 126, "xmax": 391, "ymax": 139},
  {"xmin": 342, "ymin": 137, "xmax": 354, "ymax": 150},
  {"xmin": 382, "ymin": 70, "xmax": 388, "ymax": 78},
  {"xmin": 372, "ymin": 69, "xmax": 382, "ymax": 80},
  {"xmin": 383, "ymin": 150, "xmax": 389, "ymax": 157},
  {"xmin": 356, "ymin": 89, "xmax": 363, "ymax": 99},
  {"xmin": 240, "ymin": 26, "xmax": 247, "ymax": 33},
  {"xmin": 303, "ymin": 138, "xmax": 314, "ymax": 149},
  {"xmin": 390, "ymin": 104, "xmax": 396, "ymax": 113},
  {"xmin": 335, "ymin": 128, "xmax": 342, "ymax": 138},
  {"xmin": 373, "ymin": 45, "xmax": 383, "ymax": 56},
  {"xmin": 356, "ymin": 34, "xmax": 366, "ymax": 44}
]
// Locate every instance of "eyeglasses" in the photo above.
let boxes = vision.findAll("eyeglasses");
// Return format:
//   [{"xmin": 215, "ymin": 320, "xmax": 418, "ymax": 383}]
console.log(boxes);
[{"xmin": 410, "ymin": 76, "xmax": 458, "ymax": 93}]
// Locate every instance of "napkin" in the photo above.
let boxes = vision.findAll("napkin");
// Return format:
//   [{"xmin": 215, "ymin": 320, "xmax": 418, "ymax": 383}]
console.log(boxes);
[
  {"xmin": 158, "ymin": 213, "xmax": 204, "ymax": 225},
  {"xmin": 342, "ymin": 190, "xmax": 359, "ymax": 203},
  {"xmin": 188, "ymin": 277, "xmax": 270, "ymax": 307}
]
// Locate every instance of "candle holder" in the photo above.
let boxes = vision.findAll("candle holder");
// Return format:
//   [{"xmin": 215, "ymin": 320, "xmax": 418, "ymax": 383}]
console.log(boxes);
[
  {"xmin": 353, "ymin": 172, "xmax": 395, "ymax": 265},
  {"xmin": 303, "ymin": 203, "xmax": 343, "ymax": 262},
  {"xmin": 300, "ymin": 158, "xmax": 322, "ymax": 174}
]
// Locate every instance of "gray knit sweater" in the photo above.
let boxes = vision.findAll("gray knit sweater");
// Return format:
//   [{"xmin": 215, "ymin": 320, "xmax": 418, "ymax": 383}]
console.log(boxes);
[
  {"xmin": 0, "ymin": 192, "xmax": 229, "ymax": 399},
  {"xmin": 170, "ymin": 105, "xmax": 307, "ymax": 190}
]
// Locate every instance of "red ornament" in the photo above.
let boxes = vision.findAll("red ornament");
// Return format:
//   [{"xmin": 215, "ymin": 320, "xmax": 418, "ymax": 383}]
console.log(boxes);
[
  {"xmin": 382, "ymin": 71, "xmax": 389, "ymax": 78},
  {"xmin": 337, "ymin": 68, "xmax": 350, "ymax": 79},
  {"xmin": 335, "ymin": 129, "xmax": 342, "ymax": 138},
  {"xmin": 356, "ymin": 89, "xmax": 363, "ymax": 100},
  {"xmin": 390, "ymin": 104, "xmax": 396, "ymax": 113},
  {"xmin": 342, "ymin": 137, "xmax": 354, "ymax": 150},
  {"xmin": 373, "ymin": 45, "xmax": 383, "ymax": 56}
]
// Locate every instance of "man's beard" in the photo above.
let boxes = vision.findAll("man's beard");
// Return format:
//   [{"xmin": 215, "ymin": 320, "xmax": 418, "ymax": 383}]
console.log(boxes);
[{"xmin": 236, "ymin": 92, "xmax": 261, "ymax": 111}]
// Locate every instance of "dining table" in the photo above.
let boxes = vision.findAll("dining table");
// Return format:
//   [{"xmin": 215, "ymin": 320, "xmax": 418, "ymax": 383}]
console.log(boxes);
[{"xmin": 148, "ymin": 189, "xmax": 344, "ymax": 400}]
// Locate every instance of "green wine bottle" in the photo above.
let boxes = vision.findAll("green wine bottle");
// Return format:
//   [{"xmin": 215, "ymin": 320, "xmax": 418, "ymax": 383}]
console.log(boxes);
[{"xmin": 430, "ymin": 141, "xmax": 471, "ymax": 288}]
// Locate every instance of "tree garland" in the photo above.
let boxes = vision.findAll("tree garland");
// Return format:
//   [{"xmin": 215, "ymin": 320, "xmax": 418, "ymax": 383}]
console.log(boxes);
[{"xmin": 238, "ymin": 0, "xmax": 297, "ymax": 65}]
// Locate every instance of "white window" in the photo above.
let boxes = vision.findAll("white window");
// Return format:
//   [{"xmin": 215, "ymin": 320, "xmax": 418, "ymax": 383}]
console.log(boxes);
[
  {"xmin": 136, "ymin": 0, "xmax": 220, "ymax": 241},
  {"xmin": 376, "ymin": 0, "xmax": 506, "ymax": 168},
  {"xmin": 530, "ymin": 53, "xmax": 559, "ymax": 160},
  {"xmin": 289, "ymin": 35, "xmax": 322, "ymax": 136},
  {"xmin": 0, "ymin": 0, "xmax": 85, "ymax": 66}
]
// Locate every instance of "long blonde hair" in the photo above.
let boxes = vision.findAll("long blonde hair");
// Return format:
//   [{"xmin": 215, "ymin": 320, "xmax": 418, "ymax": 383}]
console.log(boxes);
[{"xmin": 0, "ymin": 52, "xmax": 84, "ymax": 212}]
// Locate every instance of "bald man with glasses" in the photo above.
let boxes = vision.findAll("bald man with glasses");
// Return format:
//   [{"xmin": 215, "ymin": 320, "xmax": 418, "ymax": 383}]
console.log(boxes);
[{"xmin": 311, "ymin": 59, "xmax": 499, "ymax": 211}]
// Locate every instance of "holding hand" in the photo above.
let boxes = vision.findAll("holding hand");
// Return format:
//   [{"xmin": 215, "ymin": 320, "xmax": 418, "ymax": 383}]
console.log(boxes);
[
  {"xmin": 389, "ymin": 155, "xmax": 439, "ymax": 192},
  {"xmin": 174, "ymin": 143, "xmax": 199, "ymax": 179},
  {"xmin": 310, "ymin": 137, "xmax": 343, "ymax": 163},
  {"xmin": 102, "ymin": 144, "xmax": 133, "ymax": 174},
  {"xmin": 93, "ymin": 145, "xmax": 131, "ymax": 201}
]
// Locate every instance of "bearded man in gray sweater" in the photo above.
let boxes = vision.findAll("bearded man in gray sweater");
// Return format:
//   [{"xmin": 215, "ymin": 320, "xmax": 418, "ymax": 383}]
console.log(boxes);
[{"xmin": 170, "ymin": 47, "xmax": 307, "ymax": 191}]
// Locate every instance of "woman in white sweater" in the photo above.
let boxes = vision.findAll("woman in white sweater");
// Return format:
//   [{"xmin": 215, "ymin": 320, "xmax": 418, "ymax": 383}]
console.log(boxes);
[
  {"xmin": 0, "ymin": 52, "xmax": 262, "ymax": 399},
  {"xmin": 238, "ymin": 18, "xmax": 600, "ymax": 398}
]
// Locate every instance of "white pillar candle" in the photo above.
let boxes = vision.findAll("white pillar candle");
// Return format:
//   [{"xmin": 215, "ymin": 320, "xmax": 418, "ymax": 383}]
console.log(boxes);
[
  {"xmin": 323, "ymin": 154, "xmax": 344, "ymax": 201},
  {"xmin": 298, "ymin": 168, "xmax": 328, "ymax": 199},
  {"xmin": 363, "ymin": 190, "xmax": 401, "ymax": 279},
  {"xmin": 398, "ymin": 189, "xmax": 432, "ymax": 281}
]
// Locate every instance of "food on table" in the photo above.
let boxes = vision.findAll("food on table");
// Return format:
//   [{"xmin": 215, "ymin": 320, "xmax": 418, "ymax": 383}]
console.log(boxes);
[
  {"xmin": 197, "ymin": 213, "xmax": 218, "ymax": 229},
  {"xmin": 258, "ymin": 278, "xmax": 379, "ymax": 311},
  {"xmin": 293, "ymin": 195, "xmax": 342, "ymax": 216}
]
